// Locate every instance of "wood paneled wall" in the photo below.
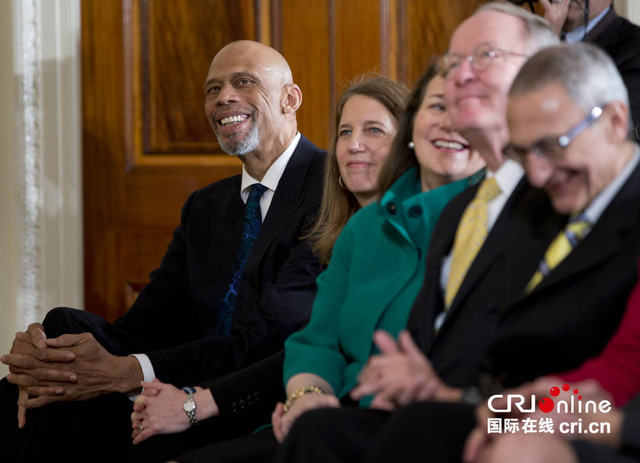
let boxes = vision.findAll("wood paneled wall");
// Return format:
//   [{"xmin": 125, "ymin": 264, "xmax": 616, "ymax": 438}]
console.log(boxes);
[{"xmin": 82, "ymin": 0, "xmax": 484, "ymax": 321}]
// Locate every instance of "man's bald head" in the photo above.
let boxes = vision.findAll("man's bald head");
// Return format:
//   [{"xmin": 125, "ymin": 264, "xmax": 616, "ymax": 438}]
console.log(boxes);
[
  {"xmin": 204, "ymin": 40, "xmax": 302, "ymax": 175},
  {"xmin": 209, "ymin": 40, "xmax": 294, "ymax": 88}
]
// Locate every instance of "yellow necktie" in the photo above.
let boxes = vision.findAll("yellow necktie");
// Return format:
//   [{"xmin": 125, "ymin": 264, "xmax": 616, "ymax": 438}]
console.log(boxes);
[
  {"xmin": 445, "ymin": 177, "xmax": 501, "ymax": 309},
  {"xmin": 525, "ymin": 214, "xmax": 591, "ymax": 293}
]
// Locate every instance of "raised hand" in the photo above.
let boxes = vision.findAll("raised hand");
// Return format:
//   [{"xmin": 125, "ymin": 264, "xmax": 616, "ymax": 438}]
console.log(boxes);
[{"xmin": 538, "ymin": 0, "xmax": 571, "ymax": 36}]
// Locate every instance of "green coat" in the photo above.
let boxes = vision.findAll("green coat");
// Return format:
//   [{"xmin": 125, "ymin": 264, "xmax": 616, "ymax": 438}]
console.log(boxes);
[{"xmin": 283, "ymin": 167, "xmax": 482, "ymax": 405}]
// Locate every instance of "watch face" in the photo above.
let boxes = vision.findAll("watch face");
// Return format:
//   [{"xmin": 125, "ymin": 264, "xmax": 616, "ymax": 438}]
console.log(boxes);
[{"xmin": 184, "ymin": 401, "xmax": 195, "ymax": 412}]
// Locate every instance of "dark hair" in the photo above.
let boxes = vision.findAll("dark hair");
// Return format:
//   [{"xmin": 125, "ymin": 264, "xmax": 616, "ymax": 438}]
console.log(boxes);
[
  {"xmin": 308, "ymin": 75, "xmax": 410, "ymax": 265},
  {"xmin": 376, "ymin": 59, "xmax": 440, "ymax": 194}
]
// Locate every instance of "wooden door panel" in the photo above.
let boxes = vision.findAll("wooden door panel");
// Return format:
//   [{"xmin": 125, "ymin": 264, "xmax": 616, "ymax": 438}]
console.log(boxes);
[
  {"xmin": 83, "ymin": 0, "xmax": 484, "ymax": 321},
  {"xmin": 334, "ymin": 0, "xmax": 383, "ymax": 89},
  {"xmin": 279, "ymin": 0, "xmax": 332, "ymax": 150},
  {"xmin": 142, "ymin": 0, "xmax": 257, "ymax": 152}
]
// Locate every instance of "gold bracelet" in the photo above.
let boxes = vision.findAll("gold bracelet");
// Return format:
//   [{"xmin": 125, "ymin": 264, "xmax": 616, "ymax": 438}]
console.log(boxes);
[{"xmin": 283, "ymin": 385, "xmax": 325, "ymax": 412}]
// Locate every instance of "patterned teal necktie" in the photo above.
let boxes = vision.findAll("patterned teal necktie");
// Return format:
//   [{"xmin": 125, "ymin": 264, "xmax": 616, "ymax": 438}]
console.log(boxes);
[{"xmin": 216, "ymin": 183, "xmax": 268, "ymax": 336}]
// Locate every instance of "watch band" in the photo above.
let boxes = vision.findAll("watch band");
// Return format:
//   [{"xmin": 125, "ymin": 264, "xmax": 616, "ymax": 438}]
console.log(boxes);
[{"xmin": 181, "ymin": 386, "xmax": 198, "ymax": 426}]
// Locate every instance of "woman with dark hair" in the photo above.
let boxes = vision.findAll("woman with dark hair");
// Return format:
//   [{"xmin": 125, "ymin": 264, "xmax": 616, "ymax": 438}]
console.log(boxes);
[{"xmin": 273, "ymin": 60, "xmax": 486, "ymax": 442}]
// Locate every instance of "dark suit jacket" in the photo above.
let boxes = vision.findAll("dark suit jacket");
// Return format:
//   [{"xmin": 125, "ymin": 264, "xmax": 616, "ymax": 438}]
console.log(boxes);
[
  {"xmin": 113, "ymin": 135, "xmax": 326, "ymax": 386},
  {"xmin": 406, "ymin": 176, "xmax": 562, "ymax": 389},
  {"xmin": 585, "ymin": 7, "xmax": 640, "ymax": 139},
  {"xmin": 490, "ymin": 159, "xmax": 640, "ymax": 388},
  {"xmin": 623, "ymin": 392, "xmax": 640, "ymax": 453}
]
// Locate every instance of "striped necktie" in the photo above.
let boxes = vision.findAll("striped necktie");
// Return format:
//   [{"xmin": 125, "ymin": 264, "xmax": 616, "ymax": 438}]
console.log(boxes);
[
  {"xmin": 216, "ymin": 183, "xmax": 268, "ymax": 336},
  {"xmin": 526, "ymin": 213, "xmax": 591, "ymax": 293},
  {"xmin": 445, "ymin": 177, "xmax": 501, "ymax": 309}
]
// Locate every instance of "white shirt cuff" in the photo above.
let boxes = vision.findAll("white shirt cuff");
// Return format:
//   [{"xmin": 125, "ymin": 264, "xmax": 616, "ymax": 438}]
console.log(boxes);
[{"xmin": 127, "ymin": 353, "xmax": 156, "ymax": 401}]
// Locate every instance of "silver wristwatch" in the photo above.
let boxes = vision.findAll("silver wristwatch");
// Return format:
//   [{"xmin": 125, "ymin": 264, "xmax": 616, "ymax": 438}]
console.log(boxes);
[{"xmin": 182, "ymin": 386, "xmax": 198, "ymax": 426}]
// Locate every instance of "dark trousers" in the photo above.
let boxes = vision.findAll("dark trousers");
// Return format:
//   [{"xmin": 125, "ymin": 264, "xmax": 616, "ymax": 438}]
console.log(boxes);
[
  {"xmin": 132, "ymin": 416, "xmax": 275, "ymax": 463},
  {"xmin": 572, "ymin": 440, "xmax": 640, "ymax": 463},
  {"xmin": 170, "ymin": 427, "xmax": 279, "ymax": 463},
  {"xmin": 0, "ymin": 307, "xmax": 262, "ymax": 463},
  {"xmin": 0, "ymin": 376, "xmax": 135, "ymax": 463},
  {"xmin": 0, "ymin": 307, "xmax": 142, "ymax": 463},
  {"xmin": 274, "ymin": 401, "xmax": 476, "ymax": 463}
]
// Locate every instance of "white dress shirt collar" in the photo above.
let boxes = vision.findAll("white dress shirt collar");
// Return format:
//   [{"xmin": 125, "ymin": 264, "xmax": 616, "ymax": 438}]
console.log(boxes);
[
  {"xmin": 564, "ymin": 6, "xmax": 611, "ymax": 43},
  {"xmin": 239, "ymin": 132, "xmax": 301, "ymax": 220}
]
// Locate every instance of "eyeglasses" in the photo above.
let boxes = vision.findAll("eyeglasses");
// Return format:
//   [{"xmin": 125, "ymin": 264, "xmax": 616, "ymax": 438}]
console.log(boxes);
[
  {"xmin": 439, "ymin": 44, "xmax": 529, "ymax": 78},
  {"xmin": 504, "ymin": 106, "xmax": 604, "ymax": 164}
]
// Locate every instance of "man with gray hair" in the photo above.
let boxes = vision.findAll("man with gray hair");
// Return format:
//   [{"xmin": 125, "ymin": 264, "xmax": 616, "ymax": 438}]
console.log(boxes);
[
  {"xmin": 462, "ymin": 41, "xmax": 640, "ymax": 463},
  {"xmin": 372, "ymin": 41, "xmax": 640, "ymax": 463},
  {"xmin": 537, "ymin": 0, "xmax": 640, "ymax": 140},
  {"xmin": 494, "ymin": 41, "xmax": 640, "ymax": 388},
  {"xmin": 273, "ymin": 4, "xmax": 563, "ymax": 462},
  {"xmin": 276, "ymin": 8, "xmax": 640, "ymax": 463}
]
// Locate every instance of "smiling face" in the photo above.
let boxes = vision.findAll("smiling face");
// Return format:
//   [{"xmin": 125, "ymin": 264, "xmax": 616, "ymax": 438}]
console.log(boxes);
[
  {"xmin": 336, "ymin": 94, "xmax": 398, "ymax": 207},
  {"xmin": 412, "ymin": 76, "xmax": 485, "ymax": 190},
  {"xmin": 508, "ymin": 82, "xmax": 621, "ymax": 215},
  {"xmin": 445, "ymin": 11, "xmax": 530, "ymax": 143},
  {"xmin": 204, "ymin": 41, "xmax": 294, "ymax": 157}
]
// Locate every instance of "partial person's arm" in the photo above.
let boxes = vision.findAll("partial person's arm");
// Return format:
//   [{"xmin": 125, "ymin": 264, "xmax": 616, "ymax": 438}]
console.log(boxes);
[
  {"xmin": 131, "ymin": 379, "xmax": 218, "ymax": 444},
  {"xmin": 1, "ymin": 323, "xmax": 76, "ymax": 427},
  {"xmin": 272, "ymin": 373, "xmax": 339, "ymax": 443},
  {"xmin": 556, "ymin": 263, "xmax": 640, "ymax": 406},
  {"xmin": 130, "ymin": 350, "xmax": 288, "ymax": 444},
  {"xmin": 4, "ymin": 330, "xmax": 144, "ymax": 411},
  {"xmin": 272, "ymin": 224, "xmax": 360, "ymax": 442},
  {"xmin": 463, "ymin": 378, "xmax": 623, "ymax": 462}
]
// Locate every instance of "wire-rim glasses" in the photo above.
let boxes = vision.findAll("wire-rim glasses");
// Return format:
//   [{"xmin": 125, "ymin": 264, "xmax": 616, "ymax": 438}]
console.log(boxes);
[
  {"xmin": 439, "ymin": 44, "xmax": 529, "ymax": 78},
  {"xmin": 504, "ymin": 106, "xmax": 604, "ymax": 164}
]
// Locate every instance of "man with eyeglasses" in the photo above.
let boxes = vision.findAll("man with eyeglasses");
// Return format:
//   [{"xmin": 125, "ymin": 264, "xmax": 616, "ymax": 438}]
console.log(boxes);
[
  {"xmin": 535, "ymin": 0, "xmax": 640, "ymax": 141},
  {"xmin": 460, "ymin": 42, "xmax": 640, "ymax": 463},
  {"xmin": 376, "ymin": 42, "xmax": 640, "ymax": 463},
  {"xmin": 356, "ymin": 44, "xmax": 640, "ymax": 463},
  {"xmin": 273, "ymin": 4, "xmax": 563, "ymax": 463},
  {"xmin": 276, "ymin": 6, "xmax": 640, "ymax": 463}
]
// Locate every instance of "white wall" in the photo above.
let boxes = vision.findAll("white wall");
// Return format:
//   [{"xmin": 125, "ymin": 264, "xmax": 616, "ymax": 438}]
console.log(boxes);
[
  {"xmin": 615, "ymin": 0, "xmax": 640, "ymax": 22},
  {"xmin": 0, "ymin": 0, "xmax": 18, "ymax": 377},
  {"xmin": 0, "ymin": 0, "xmax": 82, "ymax": 377}
]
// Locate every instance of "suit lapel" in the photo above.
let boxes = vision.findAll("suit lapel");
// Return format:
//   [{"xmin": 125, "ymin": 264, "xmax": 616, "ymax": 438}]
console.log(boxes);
[
  {"xmin": 503, "ymin": 186, "xmax": 565, "ymax": 308},
  {"xmin": 584, "ymin": 7, "xmax": 618, "ymax": 45},
  {"xmin": 219, "ymin": 177, "xmax": 245, "ymax": 230},
  {"xmin": 444, "ymin": 178, "xmax": 529, "ymax": 321},
  {"xmin": 245, "ymin": 136, "xmax": 317, "ymax": 268},
  {"xmin": 418, "ymin": 185, "xmax": 478, "ymax": 351}
]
